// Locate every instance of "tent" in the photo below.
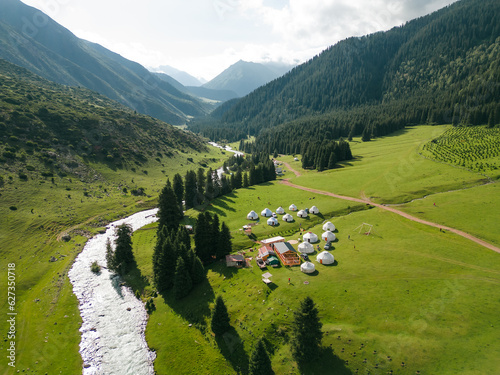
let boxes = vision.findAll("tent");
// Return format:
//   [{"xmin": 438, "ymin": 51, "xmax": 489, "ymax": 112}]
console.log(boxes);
[
  {"xmin": 322, "ymin": 221, "xmax": 336, "ymax": 232},
  {"xmin": 297, "ymin": 210, "xmax": 308, "ymax": 218},
  {"xmin": 310, "ymin": 206, "xmax": 320, "ymax": 214},
  {"xmin": 298, "ymin": 241, "xmax": 314, "ymax": 254},
  {"xmin": 267, "ymin": 217, "xmax": 279, "ymax": 226},
  {"xmin": 276, "ymin": 206, "xmax": 285, "ymax": 214},
  {"xmin": 262, "ymin": 271, "xmax": 273, "ymax": 284},
  {"xmin": 322, "ymin": 231, "xmax": 336, "ymax": 242},
  {"xmin": 247, "ymin": 210, "xmax": 258, "ymax": 220},
  {"xmin": 301, "ymin": 261, "xmax": 316, "ymax": 274},
  {"xmin": 289, "ymin": 204, "xmax": 298, "ymax": 212},
  {"xmin": 261, "ymin": 208, "xmax": 273, "ymax": 217},
  {"xmin": 303, "ymin": 232, "xmax": 318, "ymax": 243},
  {"xmin": 267, "ymin": 256, "xmax": 280, "ymax": 266},
  {"xmin": 282, "ymin": 213, "xmax": 294, "ymax": 222},
  {"xmin": 316, "ymin": 251, "xmax": 335, "ymax": 265}
]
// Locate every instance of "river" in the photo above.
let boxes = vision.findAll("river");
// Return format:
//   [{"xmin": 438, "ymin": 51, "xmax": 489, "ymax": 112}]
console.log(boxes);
[{"xmin": 68, "ymin": 208, "xmax": 158, "ymax": 375}]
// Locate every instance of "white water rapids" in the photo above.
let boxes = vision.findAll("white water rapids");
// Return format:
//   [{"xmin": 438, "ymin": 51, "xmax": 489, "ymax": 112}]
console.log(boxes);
[{"xmin": 68, "ymin": 208, "xmax": 158, "ymax": 375}]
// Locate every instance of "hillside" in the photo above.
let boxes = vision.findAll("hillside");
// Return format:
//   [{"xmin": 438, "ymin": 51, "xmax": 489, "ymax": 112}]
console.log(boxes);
[
  {"xmin": 0, "ymin": 58, "xmax": 207, "ymax": 181},
  {"xmin": 0, "ymin": 0, "xmax": 209, "ymax": 124},
  {"xmin": 202, "ymin": 60, "xmax": 294, "ymax": 98},
  {"xmin": 154, "ymin": 65, "xmax": 206, "ymax": 87},
  {"xmin": 191, "ymin": 0, "xmax": 500, "ymax": 145}
]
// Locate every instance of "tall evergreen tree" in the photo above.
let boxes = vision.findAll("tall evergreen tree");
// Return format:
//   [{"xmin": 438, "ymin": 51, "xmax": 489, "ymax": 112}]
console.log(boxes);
[
  {"xmin": 173, "ymin": 173, "xmax": 184, "ymax": 209},
  {"xmin": 243, "ymin": 172, "xmax": 249, "ymax": 188},
  {"xmin": 184, "ymin": 170, "xmax": 198, "ymax": 209},
  {"xmin": 205, "ymin": 168, "xmax": 215, "ymax": 200},
  {"xmin": 327, "ymin": 152, "xmax": 337, "ymax": 169},
  {"xmin": 158, "ymin": 179, "xmax": 183, "ymax": 231},
  {"xmin": 113, "ymin": 224, "xmax": 135, "ymax": 275},
  {"xmin": 290, "ymin": 296, "xmax": 323, "ymax": 362},
  {"xmin": 153, "ymin": 236, "xmax": 176, "ymax": 292},
  {"xmin": 191, "ymin": 254, "xmax": 206, "ymax": 285},
  {"xmin": 217, "ymin": 222, "xmax": 232, "ymax": 260},
  {"xmin": 194, "ymin": 212, "xmax": 212, "ymax": 263},
  {"xmin": 173, "ymin": 257, "xmax": 192, "ymax": 300},
  {"xmin": 211, "ymin": 295, "xmax": 231, "ymax": 336},
  {"xmin": 210, "ymin": 213, "xmax": 220, "ymax": 258},
  {"xmin": 249, "ymin": 339, "xmax": 274, "ymax": 375},
  {"xmin": 197, "ymin": 167, "xmax": 206, "ymax": 198},
  {"xmin": 105, "ymin": 238, "xmax": 117, "ymax": 271}
]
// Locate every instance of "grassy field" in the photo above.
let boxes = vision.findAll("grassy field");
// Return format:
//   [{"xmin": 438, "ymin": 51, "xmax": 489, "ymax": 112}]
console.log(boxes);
[
  {"xmin": 126, "ymin": 124, "xmax": 500, "ymax": 374},
  {"xmin": 0, "ymin": 145, "xmax": 227, "ymax": 374}
]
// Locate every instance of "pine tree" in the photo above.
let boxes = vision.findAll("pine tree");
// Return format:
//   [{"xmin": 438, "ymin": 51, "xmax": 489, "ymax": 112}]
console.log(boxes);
[
  {"xmin": 205, "ymin": 168, "xmax": 215, "ymax": 200},
  {"xmin": 217, "ymin": 222, "xmax": 232, "ymax": 259},
  {"xmin": 291, "ymin": 296, "xmax": 323, "ymax": 362},
  {"xmin": 173, "ymin": 173, "xmax": 184, "ymax": 209},
  {"xmin": 184, "ymin": 170, "xmax": 198, "ymax": 209},
  {"xmin": 197, "ymin": 168, "xmax": 205, "ymax": 198},
  {"xmin": 249, "ymin": 339, "xmax": 274, "ymax": 375},
  {"xmin": 158, "ymin": 180, "xmax": 183, "ymax": 231},
  {"xmin": 105, "ymin": 238, "xmax": 117, "ymax": 271},
  {"xmin": 173, "ymin": 257, "xmax": 192, "ymax": 300},
  {"xmin": 211, "ymin": 295, "xmax": 231, "ymax": 336},
  {"xmin": 210, "ymin": 213, "xmax": 220, "ymax": 259},
  {"xmin": 153, "ymin": 236, "xmax": 176, "ymax": 292},
  {"xmin": 194, "ymin": 212, "xmax": 211, "ymax": 263},
  {"xmin": 327, "ymin": 152, "xmax": 337, "ymax": 169},
  {"xmin": 243, "ymin": 172, "xmax": 249, "ymax": 188},
  {"xmin": 113, "ymin": 224, "xmax": 134, "ymax": 274},
  {"xmin": 191, "ymin": 254, "xmax": 206, "ymax": 284}
]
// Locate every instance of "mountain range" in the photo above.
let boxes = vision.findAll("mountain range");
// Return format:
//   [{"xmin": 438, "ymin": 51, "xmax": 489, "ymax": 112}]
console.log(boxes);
[
  {"xmin": 191, "ymin": 0, "xmax": 500, "ymax": 146},
  {"xmin": 0, "ymin": 0, "xmax": 210, "ymax": 125}
]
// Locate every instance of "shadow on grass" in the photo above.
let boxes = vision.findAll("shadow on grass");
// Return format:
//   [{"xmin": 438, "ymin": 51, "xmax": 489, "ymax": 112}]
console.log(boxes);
[
  {"xmin": 298, "ymin": 346, "xmax": 352, "ymax": 375},
  {"xmin": 216, "ymin": 327, "xmax": 250, "ymax": 374},
  {"xmin": 160, "ymin": 279, "xmax": 216, "ymax": 326},
  {"xmin": 210, "ymin": 261, "xmax": 239, "ymax": 279}
]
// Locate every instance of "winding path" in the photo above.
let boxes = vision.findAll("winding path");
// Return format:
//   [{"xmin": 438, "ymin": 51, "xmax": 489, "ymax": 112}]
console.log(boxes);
[{"xmin": 279, "ymin": 160, "xmax": 500, "ymax": 254}]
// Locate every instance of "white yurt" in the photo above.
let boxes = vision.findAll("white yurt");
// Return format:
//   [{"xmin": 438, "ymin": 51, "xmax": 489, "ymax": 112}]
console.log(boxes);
[
  {"xmin": 322, "ymin": 221, "xmax": 336, "ymax": 232},
  {"xmin": 316, "ymin": 251, "xmax": 335, "ymax": 265},
  {"xmin": 301, "ymin": 261, "xmax": 316, "ymax": 274},
  {"xmin": 276, "ymin": 206, "xmax": 285, "ymax": 215},
  {"xmin": 282, "ymin": 213, "xmax": 294, "ymax": 222},
  {"xmin": 267, "ymin": 217, "xmax": 279, "ymax": 226},
  {"xmin": 261, "ymin": 208, "xmax": 273, "ymax": 217},
  {"xmin": 289, "ymin": 204, "xmax": 298, "ymax": 212},
  {"xmin": 310, "ymin": 206, "xmax": 320, "ymax": 214},
  {"xmin": 322, "ymin": 231, "xmax": 336, "ymax": 243},
  {"xmin": 297, "ymin": 210, "xmax": 308, "ymax": 218},
  {"xmin": 303, "ymin": 232, "xmax": 318, "ymax": 243},
  {"xmin": 247, "ymin": 211, "xmax": 258, "ymax": 220},
  {"xmin": 298, "ymin": 241, "xmax": 314, "ymax": 254}
]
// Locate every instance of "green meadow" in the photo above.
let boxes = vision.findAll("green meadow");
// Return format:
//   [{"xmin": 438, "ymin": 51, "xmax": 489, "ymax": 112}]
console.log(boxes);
[
  {"xmin": 0, "ymin": 146, "xmax": 227, "ymax": 374},
  {"xmin": 128, "ymin": 125, "xmax": 500, "ymax": 374},
  {"xmin": 1, "ymin": 124, "xmax": 499, "ymax": 374}
]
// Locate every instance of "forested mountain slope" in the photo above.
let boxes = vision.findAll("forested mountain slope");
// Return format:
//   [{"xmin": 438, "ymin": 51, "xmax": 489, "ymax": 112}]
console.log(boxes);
[
  {"xmin": 0, "ymin": 0, "xmax": 208, "ymax": 124},
  {"xmin": 190, "ymin": 0, "xmax": 500, "ymax": 144}
]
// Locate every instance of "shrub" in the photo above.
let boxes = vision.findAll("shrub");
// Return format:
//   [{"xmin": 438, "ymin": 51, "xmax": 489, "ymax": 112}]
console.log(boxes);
[
  {"xmin": 9, "ymin": 206, "xmax": 17, "ymax": 211},
  {"xmin": 90, "ymin": 261, "xmax": 101, "ymax": 274}
]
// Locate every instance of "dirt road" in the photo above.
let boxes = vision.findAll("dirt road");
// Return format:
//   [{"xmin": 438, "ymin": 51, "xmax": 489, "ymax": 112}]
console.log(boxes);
[{"xmin": 279, "ymin": 160, "xmax": 500, "ymax": 254}]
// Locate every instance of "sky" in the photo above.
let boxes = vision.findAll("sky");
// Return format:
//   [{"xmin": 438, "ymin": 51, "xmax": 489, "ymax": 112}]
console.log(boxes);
[{"xmin": 21, "ymin": 0, "xmax": 459, "ymax": 81}]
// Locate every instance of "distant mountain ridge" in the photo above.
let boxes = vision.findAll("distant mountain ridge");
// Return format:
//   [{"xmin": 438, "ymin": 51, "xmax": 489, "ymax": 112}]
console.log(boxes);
[
  {"xmin": 154, "ymin": 65, "xmax": 206, "ymax": 87},
  {"xmin": 202, "ymin": 60, "xmax": 294, "ymax": 97},
  {"xmin": 0, "ymin": 0, "xmax": 209, "ymax": 124},
  {"xmin": 191, "ymin": 0, "xmax": 500, "ymax": 144}
]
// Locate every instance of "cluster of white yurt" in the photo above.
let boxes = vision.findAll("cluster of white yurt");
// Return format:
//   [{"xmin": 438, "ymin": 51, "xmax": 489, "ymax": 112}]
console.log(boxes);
[
  {"xmin": 303, "ymin": 232, "xmax": 318, "ymax": 243},
  {"xmin": 322, "ymin": 221, "xmax": 336, "ymax": 232},
  {"xmin": 289, "ymin": 204, "xmax": 298, "ymax": 211},
  {"xmin": 297, "ymin": 210, "xmax": 308, "ymax": 218},
  {"xmin": 301, "ymin": 261, "xmax": 316, "ymax": 274},
  {"xmin": 261, "ymin": 208, "xmax": 273, "ymax": 217},
  {"xmin": 282, "ymin": 213, "xmax": 294, "ymax": 222},
  {"xmin": 276, "ymin": 206, "xmax": 285, "ymax": 214},
  {"xmin": 247, "ymin": 211, "xmax": 258, "ymax": 220},
  {"xmin": 316, "ymin": 251, "xmax": 335, "ymax": 265},
  {"xmin": 298, "ymin": 241, "xmax": 314, "ymax": 254},
  {"xmin": 309, "ymin": 206, "xmax": 319, "ymax": 214},
  {"xmin": 267, "ymin": 217, "xmax": 279, "ymax": 226},
  {"xmin": 322, "ymin": 230, "xmax": 336, "ymax": 242}
]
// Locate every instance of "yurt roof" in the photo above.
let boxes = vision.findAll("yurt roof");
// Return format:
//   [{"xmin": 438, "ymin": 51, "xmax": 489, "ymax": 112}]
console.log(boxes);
[
  {"xmin": 300, "ymin": 262, "xmax": 316, "ymax": 273},
  {"xmin": 310, "ymin": 205, "xmax": 319, "ymax": 213},
  {"xmin": 297, "ymin": 210, "xmax": 308, "ymax": 217},
  {"xmin": 282, "ymin": 213, "xmax": 294, "ymax": 222},
  {"xmin": 298, "ymin": 242, "xmax": 314, "ymax": 253},
  {"xmin": 267, "ymin": 217, "xmax": 278, "ymax": 224},
  {"xmin": 322, "ymin": 221, "xmax": 336, "ymax": 231},
  {"xmin": 322, "ymin": 231, "xmax": 336, "ymax": 241},
  {"xmin": 303, "ymin": 232, "xmax": 318, "ymax": 241},
  {"xmin": 316, "ymin": 251, "xmax": 335, "ymax": 264},
  {"xmin": 276, "ymin": 206, "xmax": 285, "ymax": 214},
  {"xmin": 289, "ymin": 204, "xmax": 298, "ymax": 210},
  {"xmin": 261, "ymin": 208, "xmax": 272, "ymax": 216}
]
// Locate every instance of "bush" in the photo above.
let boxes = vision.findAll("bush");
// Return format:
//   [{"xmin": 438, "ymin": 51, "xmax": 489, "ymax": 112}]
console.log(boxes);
[
  {"xmin": 90, "ymin": 261, "xmax": 101, "ymax": 274},
  {"xmin": 9, "ymin": 206, "xmax": 17, "ymax": 211}
]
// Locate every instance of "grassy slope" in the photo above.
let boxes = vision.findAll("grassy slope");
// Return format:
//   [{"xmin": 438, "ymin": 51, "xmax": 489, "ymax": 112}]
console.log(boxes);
[
  {"xmin": 0, "ymin": 146, "xmax": 227, "ymax": 375},
  {"xmin": 130, "ymin": 125, "xmax": 500, "ymax": 374}
]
